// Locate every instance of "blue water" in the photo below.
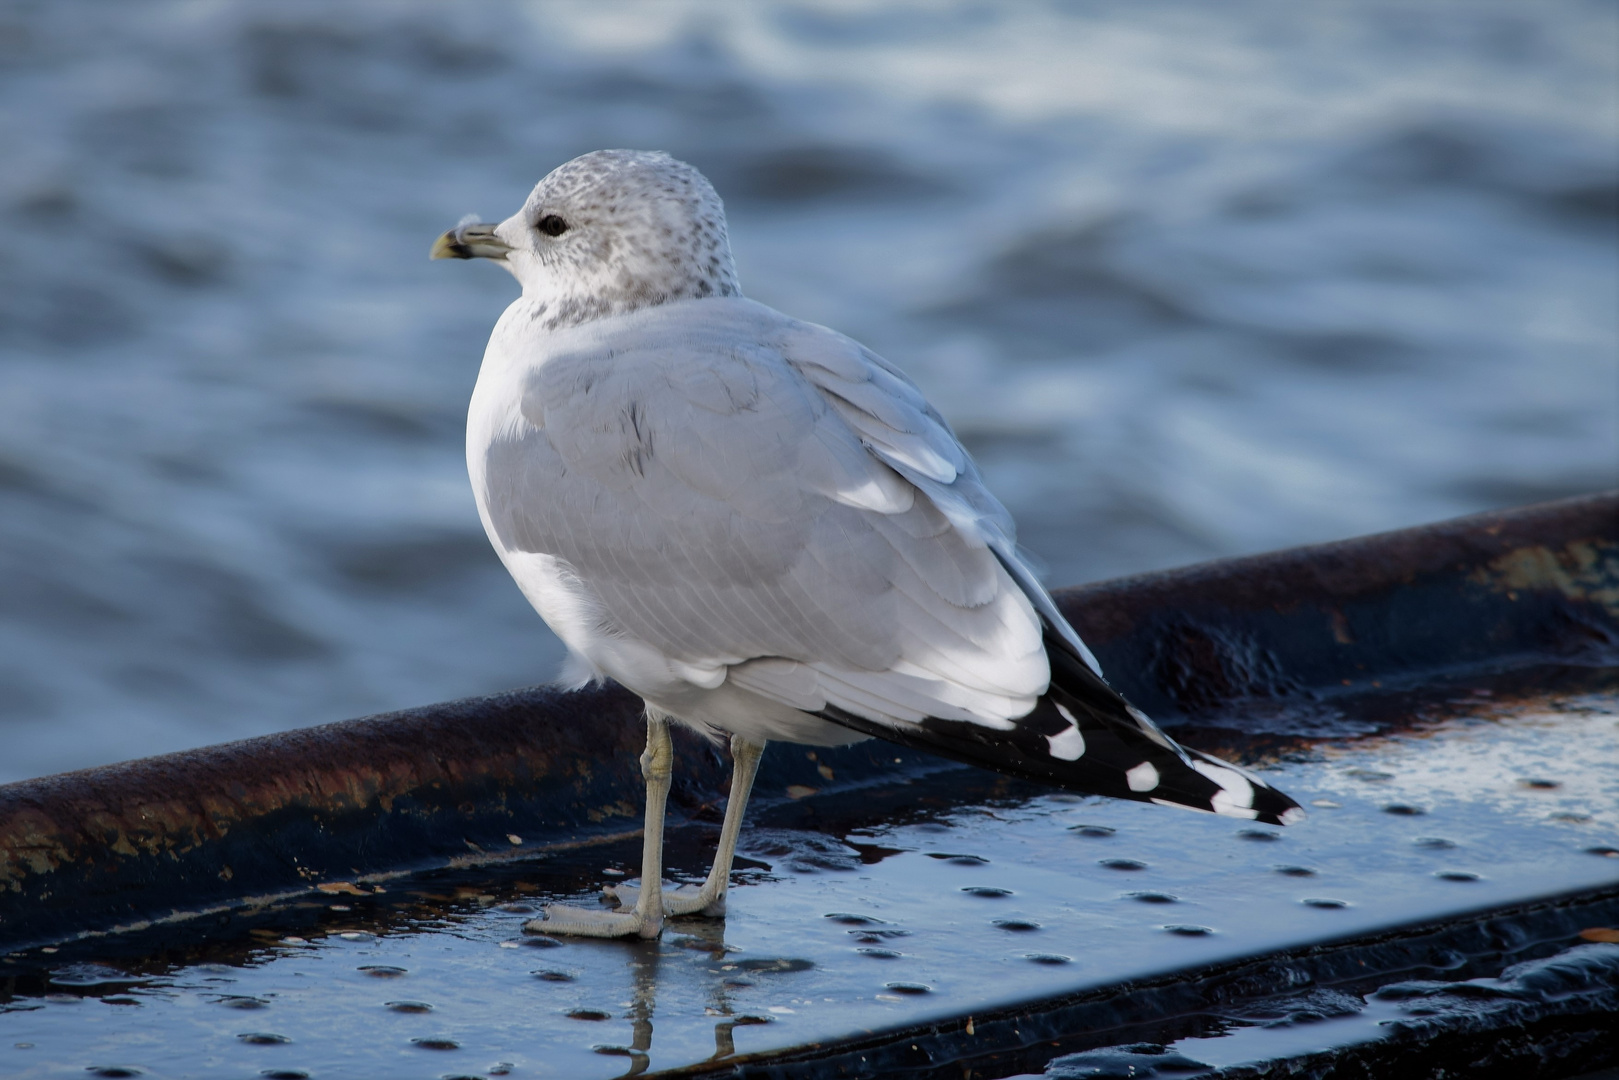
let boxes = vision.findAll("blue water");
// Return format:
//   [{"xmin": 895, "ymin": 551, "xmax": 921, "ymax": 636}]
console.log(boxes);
[{"xmin": 0, "ymin": 1, "xmax": 1615, "ymax": 781}]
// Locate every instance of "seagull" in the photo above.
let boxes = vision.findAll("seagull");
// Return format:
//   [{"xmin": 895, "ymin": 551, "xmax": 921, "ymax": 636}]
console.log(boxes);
[{"xmin": 433, "ymin": 149, "xmax": 1302, "ymax": 939}]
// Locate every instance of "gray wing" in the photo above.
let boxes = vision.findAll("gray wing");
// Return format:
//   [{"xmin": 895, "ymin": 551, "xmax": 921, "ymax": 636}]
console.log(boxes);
[{"xmin": 481, "ymin": 298, "xmax": 1048, "ymax": 727}]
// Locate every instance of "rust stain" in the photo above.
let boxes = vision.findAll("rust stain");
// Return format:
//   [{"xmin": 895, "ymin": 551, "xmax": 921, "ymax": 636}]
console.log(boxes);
[
  {"xmin": 1330, "ymin": 610, "xmax": 1355, "ymax": 645},
  {"xmin": 1474, "ymin": 541, "xmax": 1619, "ymax": 612},
  {"xmin": 315, "ymin": 881, "xmax": 367, "ymax": 896},
  {"xmin": 586, "ymin": 800, "xmax": 638, "ymax": 824}
]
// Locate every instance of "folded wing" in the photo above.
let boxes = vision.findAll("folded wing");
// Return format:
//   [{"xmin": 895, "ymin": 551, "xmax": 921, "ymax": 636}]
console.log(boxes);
[{"xmin": 481, "ymin": 296, "xmax": 1301, "ymax": 823}]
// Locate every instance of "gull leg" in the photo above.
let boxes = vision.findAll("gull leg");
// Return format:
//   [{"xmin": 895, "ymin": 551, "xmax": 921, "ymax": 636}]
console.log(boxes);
[
  {"xmin": 667, "ymin": 735, "xmax": 764, "ymax": 917},
  {"xmin": 610, "ymin": 735, "xmax": 766, "ymax": 919},
  {"xmin": 527, "ymin": 716, "xmax": 674, "ymax": 939}
]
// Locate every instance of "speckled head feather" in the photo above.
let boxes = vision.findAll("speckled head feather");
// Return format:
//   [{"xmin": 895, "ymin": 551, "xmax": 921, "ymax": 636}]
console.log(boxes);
[{"xmin": 493, "ymin": 150, "xmax": 741, "ymax": 331}]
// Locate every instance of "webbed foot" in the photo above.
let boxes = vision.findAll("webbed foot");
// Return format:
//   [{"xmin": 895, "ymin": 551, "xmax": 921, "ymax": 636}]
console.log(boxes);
[
  {"xmin": 525, "ymin": 903, "xmax": 662, "ymax": 939},
  {"xmin": 608, "ymin": 881, "xmax": 726, "ymax": 918}
]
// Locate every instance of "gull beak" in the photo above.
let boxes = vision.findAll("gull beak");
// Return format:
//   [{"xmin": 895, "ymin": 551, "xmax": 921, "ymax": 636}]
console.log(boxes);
[{"xmin": 431, "ymin": 222, "xmax": 513, "ymax": 261}]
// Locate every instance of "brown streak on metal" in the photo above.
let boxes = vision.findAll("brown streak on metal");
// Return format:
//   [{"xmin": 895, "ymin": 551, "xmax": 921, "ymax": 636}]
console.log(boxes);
[
  {"xmin": 1474, "ymin": 540, "xmax": 1619, "ymax": 612},
  {"xmin": 1052, "ymin": 493, "xmax": 1617, "ymax": 718},
  {"xmin": 1055, "ymin": 493, "xmax": 1616, "ymax": 646},
  {"xmin": 0, "ymin": 684, "xmax": 662, "ymax": 916}
]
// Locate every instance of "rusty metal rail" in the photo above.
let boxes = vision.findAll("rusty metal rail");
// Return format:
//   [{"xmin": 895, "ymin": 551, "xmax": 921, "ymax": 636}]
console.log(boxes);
[
  {"xmin": 2, "ymin": 493, "xmax": 1614, "ymax": 953},
  {"xmin": 0, "ymin": 493, "xmax": 1615, "ymax": 1080}
]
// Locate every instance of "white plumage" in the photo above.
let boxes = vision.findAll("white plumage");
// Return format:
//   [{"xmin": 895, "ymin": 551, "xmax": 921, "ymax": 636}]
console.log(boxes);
[{"xmin": 435, "ymin": 149, "xmax": 1302, "ymax": 939}]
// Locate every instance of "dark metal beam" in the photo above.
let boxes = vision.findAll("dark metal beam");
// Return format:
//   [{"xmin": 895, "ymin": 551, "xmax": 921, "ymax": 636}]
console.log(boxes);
[{"xmin": 1, "ymin": 492, "xmax": 1613, "ymax": 952}]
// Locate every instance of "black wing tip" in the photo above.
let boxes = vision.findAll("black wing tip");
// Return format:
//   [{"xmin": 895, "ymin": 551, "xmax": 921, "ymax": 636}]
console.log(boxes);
[
  {"xmin": 1248, "ymin": 786, "xmax": 1308, "ymax": 827},
  {"xmin": 814, "ymin": 618, "xmax": 1308, "ymax": 824},
  {"xmin": 817, "ymin": 688, "xmax": 1306, "ymax": 826}
]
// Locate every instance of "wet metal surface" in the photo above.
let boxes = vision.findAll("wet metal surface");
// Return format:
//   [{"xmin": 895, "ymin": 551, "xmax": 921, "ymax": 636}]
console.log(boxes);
[
  {"xmin": 2, "ymin": 495, "xmax": 1611, "ymax": 949},
  {"xmin": 1034, "ymin": 932, "xmax": 1619, "ymax": 1079},
  {"xmin": 0, "ymin": 495, "xmax": 1614, "ymax": 1077},
  {"xmin": 0, "ymin": 681, "xmax": 1615, "ymax": 1079}
]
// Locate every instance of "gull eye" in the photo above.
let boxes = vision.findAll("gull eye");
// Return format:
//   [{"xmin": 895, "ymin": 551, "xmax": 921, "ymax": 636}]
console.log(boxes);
[{"xmin": 537, "ymin": 215, "xmax": 569, "ymax": 237}]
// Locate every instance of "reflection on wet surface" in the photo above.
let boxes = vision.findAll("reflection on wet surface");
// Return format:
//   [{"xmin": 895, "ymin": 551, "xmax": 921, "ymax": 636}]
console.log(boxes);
[{"xmin": 0, "ymin": 686, "xmax": 1615, "ymax": 1078}]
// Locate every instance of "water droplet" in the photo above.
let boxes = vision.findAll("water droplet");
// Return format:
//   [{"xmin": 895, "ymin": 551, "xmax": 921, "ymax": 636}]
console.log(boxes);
[
  {"xmin": 993, "ymin": 919, "xmax": 1041, "ymax": 932},
  {"xmin": 884, "ymin": 982, "xmax": 931, "ymax": 994},
  {"xmin": 1024, "ymin": 953, "xmax": 1072, "ymax": 965},
  {"xmin": 1302, "ymin": 898, "xmax": 1349, "ymax": 908},
  {"xmin": 358, "ymin": 965, "xmax": 407, "ymax": 978},
  {"xmin": 219, "ymin": 995, "xmax": 270, "ymax": 1009},
  {"xmin": 49, "ymin": 964, "xmax": 136, "ymax": 990},
  {"xmin": 1274, "ymin": 865, "xmax": 1317, "ymax": 877},
  {"xmin": 824, "ymin": 912, "xmax": 886, "ymax": 925},
  {"xmin": 1163, "ymin": 925, "xmax": 1214, "ymax": 936},
  {"xmin": 1125, "ymin": 891, "xmax": 1178, "ymax": 903},
  {"xmin": 237, "ymin": 1032, "xmax": 291, "ymax": 1044},
  {"xmin": 1100, "ymin": 858, "xmax": 1147, "ymax": 871},
  {"xmin": 1383, "ymin": 804, "xmax": 1425, "ymax": 816},
  {"xmin": 410, "ymin": 1036, "xmax": 459, "ymax": 1050},
  {"xmin": 1068, "ymin": 825, "xmax": 1116, "ymax": 837},
  {"xmin": 961, "ymin": 886, "xmax": 1012, "ymax": 897},
  {"xmin": 1435, "ymin": 871, "xmax": 1480, "ymax": 882},
  {"xmin": 522, "ymin": 935, "xmax": 563, "ymax": 948},
  {"xmin": 567, "ymin": 1008, "xmax": 612, "ymax": 1021},
  {"xmin": 856, "ymin": 948, "xmax": 902, "ymax": 959},
  {"xmin": 533, "ymin": 969, "xmax": 576, "ymax": 982},
  {"xmin": 734, "ymin": 958, "xmax": 814, "ymax": 974},
  {"xmin": 386, "ymin": 1000, "xmax": 433, "ymax": 1013}
]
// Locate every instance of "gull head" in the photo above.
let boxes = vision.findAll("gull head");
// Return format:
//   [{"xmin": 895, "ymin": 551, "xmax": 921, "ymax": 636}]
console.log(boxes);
[{"xmin": 432, "ymin": 149, "xmax": 741, "ymax": 330}]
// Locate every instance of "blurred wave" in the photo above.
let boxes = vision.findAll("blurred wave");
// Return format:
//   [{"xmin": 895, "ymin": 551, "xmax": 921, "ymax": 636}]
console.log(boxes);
[{"xmin": 0, "ymin": 1, "xmax": 1614, "ymax": 780}]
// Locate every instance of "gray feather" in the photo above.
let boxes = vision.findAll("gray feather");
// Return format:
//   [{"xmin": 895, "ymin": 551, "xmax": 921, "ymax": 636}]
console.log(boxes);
[{"xmin": 481, "ymin": 298, "xmax": 1048, "ymax": 726}]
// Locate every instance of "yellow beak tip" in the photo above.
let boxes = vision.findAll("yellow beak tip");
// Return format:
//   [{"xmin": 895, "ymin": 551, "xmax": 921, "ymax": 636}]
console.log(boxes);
[{"xmin": 429, "ymin": 233, "xmax": 460, "ymax": 260}]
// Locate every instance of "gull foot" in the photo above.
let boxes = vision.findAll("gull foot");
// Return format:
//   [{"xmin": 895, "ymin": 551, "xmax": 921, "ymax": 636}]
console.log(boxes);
[
  {"xmin": 608, "ymin": 882, "xmax": 726, "ymax": 918},
  {"xmin": 525, "ymin": 904, "xmax": 658, "ymax": 939}
]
